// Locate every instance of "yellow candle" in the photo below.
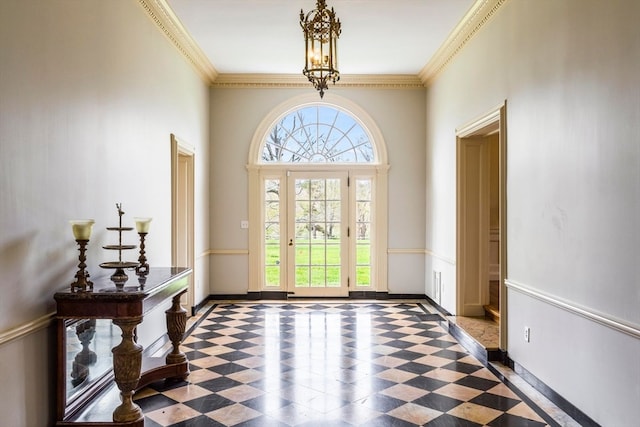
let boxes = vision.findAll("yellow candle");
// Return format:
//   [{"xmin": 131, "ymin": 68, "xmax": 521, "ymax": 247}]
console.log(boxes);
[
  {"xmin": 70, "ymin": 219, "xmax": 95, "ymax": 240},
  {"xmin": 134, "ymin": 217, "xmax": 152, "ymax": 233}
]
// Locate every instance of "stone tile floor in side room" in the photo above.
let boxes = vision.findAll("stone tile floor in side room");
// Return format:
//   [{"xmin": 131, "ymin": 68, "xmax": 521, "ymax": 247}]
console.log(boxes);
[{"xmin": 134, "ymin": 302, "xmax": 559, "ymax": 426}]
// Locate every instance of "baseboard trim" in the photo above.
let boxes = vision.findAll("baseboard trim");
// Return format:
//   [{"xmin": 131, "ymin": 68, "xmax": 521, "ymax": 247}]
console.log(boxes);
[
  {"xmin": 252, "ymin": 291, "xmax": 289, "ymax": 300},
  {"xmin": 192, "ymin": 298, "xmax": 211, "ymax": 316},
  {"xmin": 504, "ymin": 356, "xmax": 601, "ymax": 427},
  {"xmin": 208, "ymin": 294, "xmax": 259, "ymax": 301},
  {"xmin": 423, "ymin": 294, "xmax": 452, "ymax": 316},
  {"xmin": 385, "ymin": 293, "xmax": 425, "ymax": 299},
  {"xmin": 348, "ymin": 291, "xmax": 378, "ymax": 299},
  {"xmin": 207, "ymin": 292, "xmax": 429, "ymax": 301}
]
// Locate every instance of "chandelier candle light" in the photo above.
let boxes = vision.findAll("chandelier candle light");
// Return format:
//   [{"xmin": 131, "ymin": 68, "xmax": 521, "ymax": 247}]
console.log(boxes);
[
  {"xmin": 69, "ymin": 219, "xmax": 95, "ymax": 292},
  {"xmin": 300, "ymin": 0, "xmax": 341, "ymax": 98}
]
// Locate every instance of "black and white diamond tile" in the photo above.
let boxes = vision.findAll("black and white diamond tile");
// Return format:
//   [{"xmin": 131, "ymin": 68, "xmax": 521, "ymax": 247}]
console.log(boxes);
[{"xmin": 135, "ymin": 302, "xmax": 555, "ymax": 427}]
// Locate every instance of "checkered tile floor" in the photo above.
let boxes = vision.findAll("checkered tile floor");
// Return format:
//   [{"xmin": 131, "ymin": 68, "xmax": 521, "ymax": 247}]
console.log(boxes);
[{"xmin": 134, "ymin": 302, "xmax": 555, "ymax": 426}]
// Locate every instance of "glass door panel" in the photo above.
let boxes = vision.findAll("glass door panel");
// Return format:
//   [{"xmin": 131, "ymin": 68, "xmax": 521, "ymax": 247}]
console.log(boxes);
[
  {"xmin": 264, "ymin": 178, "xmax": 282, "ymax": 288},
  {"xmin": 354, "ymin": 178, "xmax": 372, "ymax": 287},
  {"xmin": 288, "ymin": 172, "xmax": 348, "ymax": 296}
]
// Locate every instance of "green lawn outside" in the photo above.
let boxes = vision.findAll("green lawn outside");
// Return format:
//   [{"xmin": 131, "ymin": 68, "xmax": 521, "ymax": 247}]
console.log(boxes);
[{"xmin": 264, "ymin": 239, "xmax": 371, "ymax": 287}]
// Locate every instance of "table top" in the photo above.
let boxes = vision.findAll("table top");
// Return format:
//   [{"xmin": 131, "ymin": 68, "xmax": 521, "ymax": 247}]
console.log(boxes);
[{"xmin": 54, "ymin": 267, "xmax": 192, "ymax": 318}]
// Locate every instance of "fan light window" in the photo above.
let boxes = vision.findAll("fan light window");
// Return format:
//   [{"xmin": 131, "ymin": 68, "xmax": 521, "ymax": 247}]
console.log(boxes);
[{"xmin": 262, "ymin": 106, "xmax": 374, "ymax": 164}]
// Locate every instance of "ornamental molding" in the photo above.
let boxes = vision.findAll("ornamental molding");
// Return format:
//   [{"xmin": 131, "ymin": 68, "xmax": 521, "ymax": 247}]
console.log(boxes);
[
  {"xmin": 419, "ymin": 0, "xmax": 510, "ymax": 85},
  {"xmin": 137, "ymin": 0, "xmax": 218, "ymax": 84},
  {"xmin": 139, "ymin": 0, "xmax": 508, "ymax": 88},
  {"xmin": 506, "ymin": 279, "xmax": 640, "ymax": 339},
  {"xmin": 0, "ymin": 312, "xmax": 54, "ymax": 347},
  {"xmin": 212, "ymin": 73, "xmax": 424, "ymax": 89}
]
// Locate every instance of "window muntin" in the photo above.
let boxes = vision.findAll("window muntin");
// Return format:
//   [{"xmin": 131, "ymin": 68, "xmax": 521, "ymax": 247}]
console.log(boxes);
[{"xmin": 262, "ymin": 106, "xmax": 374, "ymax": 164}]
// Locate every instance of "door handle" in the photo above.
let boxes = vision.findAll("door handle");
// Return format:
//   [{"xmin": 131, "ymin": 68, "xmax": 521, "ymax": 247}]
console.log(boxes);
[{"xmin": 288, "ymin": 239, "xmax": 293, "ymax": 246}]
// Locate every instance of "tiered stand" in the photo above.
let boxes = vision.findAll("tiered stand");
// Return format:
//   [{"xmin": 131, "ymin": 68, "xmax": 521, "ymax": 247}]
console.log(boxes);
[{"xmin": 99, "ymin": 204, "xmax": 138, "ymax": 287}]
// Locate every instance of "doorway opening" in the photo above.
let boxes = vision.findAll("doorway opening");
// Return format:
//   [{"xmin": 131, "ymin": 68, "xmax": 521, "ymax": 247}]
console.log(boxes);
[
  {"xmin": 455, "ymin": 102, "xmax": 507, "ymax": 355},
  {"xmin": 171, "ymin": 134, "xmax": 195, "ymax": 315}
]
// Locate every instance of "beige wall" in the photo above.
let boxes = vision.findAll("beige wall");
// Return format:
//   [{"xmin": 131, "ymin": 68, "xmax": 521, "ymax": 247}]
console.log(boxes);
[
  {"xmin": 4, "ymin": 0, "xmax": 637, "ymax": 425},
  {"xmin": 0, "ymin": 1, "xmax": 210, "ymax": 424},
  {"xmin": 426, "ymin": 0, "xmax": 640, "ymax": 424},
  {"xmin": 209, "ymin": 86, "xmax": 427, "ymax": 295}
]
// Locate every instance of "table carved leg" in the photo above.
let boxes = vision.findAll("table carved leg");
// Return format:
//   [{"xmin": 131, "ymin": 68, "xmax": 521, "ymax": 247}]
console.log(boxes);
[
  {"xmin": 165, "ymin": 290, "xmax": 188, "ymax": 370},
  {"xmin": 112, "ymin": 317, "xmax": 144, "ymax": 423}
]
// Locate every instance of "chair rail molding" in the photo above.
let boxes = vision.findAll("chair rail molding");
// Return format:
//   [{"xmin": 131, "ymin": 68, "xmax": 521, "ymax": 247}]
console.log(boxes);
[
  {"xmin": 506, "ymin": 279, "xmax": 640, "ymax": 339},
  {"xmin": 0, "ymin": 312, "xmax": 55, "ymax": 347},
  {"xmin": 388, "ymin": 248, "xmax": 427, "ymax": 255},
  {"xmin": 425, "ymin": 249, "xmax": 457, "ymax": 266},
  {"xmin": 208, "ymin": 249, "xmax": 250, "ymax": 255}
]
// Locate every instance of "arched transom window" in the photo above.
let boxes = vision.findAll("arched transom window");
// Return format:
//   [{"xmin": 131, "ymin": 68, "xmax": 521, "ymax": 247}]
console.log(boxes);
[
  {"xmin": 247, "ymin": 94, "xmax": 389, "ymax": 297},
  {"xmin": 261, "ymin": 105, "xmax": 375, "ymax": 164}
]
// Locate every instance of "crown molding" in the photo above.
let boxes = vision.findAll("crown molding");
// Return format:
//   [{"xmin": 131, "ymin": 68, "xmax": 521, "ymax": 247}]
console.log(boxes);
[
  {"xmin": 140, "ymin": 0, "xmax": 506, "ymax": 89},
  {"xmin": 212, "ymin": 73, "xmax": 424, "ymax": 89},
  {"xmin": 138, "ymin": 0, "xmax": 218, "ymax": 84},
  {"xmin": 419, "ymin": 0, "xmax": 509, "ymax": 85}
]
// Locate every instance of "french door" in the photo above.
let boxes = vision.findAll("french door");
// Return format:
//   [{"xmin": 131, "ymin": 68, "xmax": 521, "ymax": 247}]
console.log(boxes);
[
  {"xmin": 287, "ymin": 171, "xmax": 349, "ymax": 297},
  {"xmin": 262, "ymin": 170, "xmax": 374, "ymax": 297}
]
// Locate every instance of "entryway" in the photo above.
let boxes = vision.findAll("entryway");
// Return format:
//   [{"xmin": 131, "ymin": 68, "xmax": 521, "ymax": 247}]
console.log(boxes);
[
  {"xmin": 171, "ymin": 134, "xmax": 195, "ymax": 315},
  {"xmin": 454, "ymin": 102, "xmax": 507, "ymax": 358},
  {"xmin": 247, "ymin": 94, "xmax": 390, "ymax": 299}
]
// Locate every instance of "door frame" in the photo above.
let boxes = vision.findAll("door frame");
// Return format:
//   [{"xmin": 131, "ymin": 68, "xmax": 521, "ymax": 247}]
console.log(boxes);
[
  {"xmin": 171, "ymin": 133, "xmax": 195, "ymax": 313},
  {"xmin": 456, "ymin": 102, "xmax": 507, "ymax": 349}
]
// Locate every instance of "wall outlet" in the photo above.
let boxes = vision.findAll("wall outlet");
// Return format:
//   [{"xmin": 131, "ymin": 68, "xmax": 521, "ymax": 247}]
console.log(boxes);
[
  {"xmin": 240, "ymin": 220, "xmax": 249, "ymax": 229},
  {"xmin": 524, "ymin": 326, "xmax": 530, "ymax": 342}
]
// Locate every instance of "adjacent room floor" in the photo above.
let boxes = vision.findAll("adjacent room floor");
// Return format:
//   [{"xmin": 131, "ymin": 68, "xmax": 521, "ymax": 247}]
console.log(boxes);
[{"xmin": 123, "ymin": 300, "xmax": 580, "ymax": 426}]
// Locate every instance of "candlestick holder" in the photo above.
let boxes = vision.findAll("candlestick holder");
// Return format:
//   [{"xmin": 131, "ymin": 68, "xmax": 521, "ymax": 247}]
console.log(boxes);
[
  {"xmin": 134, "ymin": 218, "xmax": 152, "ymax": 277},
  {"xmin": 136, "ymin": 233, "xmax": 149, "ymax": 276},
  {"xmin": 100, "ymin": 204, "xmax": 138, "ymax": 288},
  {"xmin": 69, "ymin": 220, "xmax": 95, "ymax": 292}
]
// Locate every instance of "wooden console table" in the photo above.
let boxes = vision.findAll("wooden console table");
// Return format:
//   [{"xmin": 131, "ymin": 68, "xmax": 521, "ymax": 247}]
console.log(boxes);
[{"xmin": 54, "ymin": 267, "xmax": 192, "ymax": 426}]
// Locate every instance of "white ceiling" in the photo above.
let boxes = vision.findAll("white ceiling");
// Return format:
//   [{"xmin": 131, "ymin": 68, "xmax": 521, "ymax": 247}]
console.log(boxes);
[{"xmin": 165, "ymin": 0, "xmax": 475, "ymax": 76}]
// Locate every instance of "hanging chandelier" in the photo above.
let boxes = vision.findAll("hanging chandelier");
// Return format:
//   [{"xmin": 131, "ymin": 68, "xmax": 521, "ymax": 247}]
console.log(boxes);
[{"xmin": 300, "ymin": 0, "xmax": 341, "ymax": 98}]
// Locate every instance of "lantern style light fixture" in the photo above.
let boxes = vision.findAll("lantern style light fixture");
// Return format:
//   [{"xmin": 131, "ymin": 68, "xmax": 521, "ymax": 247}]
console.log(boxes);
[{"xmin": 300, "ymin": 0, "xmax": 341, "ymax": 98}]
